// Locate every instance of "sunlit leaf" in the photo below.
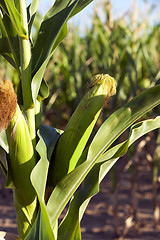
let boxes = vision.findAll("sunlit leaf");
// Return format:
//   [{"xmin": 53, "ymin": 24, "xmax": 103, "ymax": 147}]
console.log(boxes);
[
  {"xmin": 58, "ymin": 115, "xmax": 160, "ymax": 239},
  {"xmin": 27, "ymin": 125, "xmax": 62, "ymax": 239},
  {"xmin": 0, "ymin": 7, "xmax": 20, "ymax": 69},
  {"xmin": 46, "ymin": 85, "xmax": 160, "ymax": 232},
  {"xmin": 27, "ymin": 0, "xmax": 40, "ymax": 35},
  {"xmin": 31, "ymin": 1, "xmax": 78, "ymax": 75},
  {"xmin": 2, "ymin": 0, "xmax": 27, "ymax": 39}
]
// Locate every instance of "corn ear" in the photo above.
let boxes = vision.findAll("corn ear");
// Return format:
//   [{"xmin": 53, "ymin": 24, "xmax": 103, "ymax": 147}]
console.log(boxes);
[
  {"xmin": 0, "ymin": 79, "xmax": 36, "ymax": 198},
  {"xmin": 0, "ymin": 79, "xmax": 37, "ymax": 237},
  {"xmin": 48, "ymin": 74, "xmax": 116, "ymax": 186},
  {"xmin": 6, "ymin": 105, "xmax": 36, "ymax": 198},
  {"xmin": 6, "ymin": 105, "xmax": 37, "ymax": 238}
]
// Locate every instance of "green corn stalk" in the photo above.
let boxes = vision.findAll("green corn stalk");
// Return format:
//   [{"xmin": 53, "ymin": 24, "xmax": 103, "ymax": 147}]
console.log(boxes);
[
  {"xmin": 6, "ymin": 105, "xmax": 37, "ymax": 239},
  {"xmin": 48, "ymin": 74, "xmax": 116, "ymax": 187}
]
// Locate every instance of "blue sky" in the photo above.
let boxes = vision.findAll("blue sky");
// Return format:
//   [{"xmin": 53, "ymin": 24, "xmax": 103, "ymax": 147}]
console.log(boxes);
[{"xmin": 26, "ymin": 0, "xmax": 160, "ymax": 31}]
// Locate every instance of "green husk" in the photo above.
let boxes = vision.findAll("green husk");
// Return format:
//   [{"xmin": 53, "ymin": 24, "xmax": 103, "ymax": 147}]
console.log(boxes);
[
  {"xmin": 6, "ymin": 105, "xmax": 37, "ymax": 238},
  {"xmin": 48, "ymin": 74, "xmax": 116, "ymax": 187}
]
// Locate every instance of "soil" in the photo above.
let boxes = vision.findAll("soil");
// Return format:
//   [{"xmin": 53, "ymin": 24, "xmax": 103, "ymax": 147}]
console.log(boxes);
[{"xmin": 0, "ymin": 135, "xmax": 160, "ymax": 240}]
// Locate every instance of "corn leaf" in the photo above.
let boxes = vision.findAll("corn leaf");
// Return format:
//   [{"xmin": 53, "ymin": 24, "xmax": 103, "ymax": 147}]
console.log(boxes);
[
  {"xmin": 27, "ymin": 0, "xmax": 40, "ymax": 35},
  {"xmin": 26, "ymin": 125, "xmax": 62, "ymax": 240},
  {"xmin": 46, "ymin": 85, "xmax": 160, "ymax": 230},
  {"xmin": 37, "ymin": 78, "xmax": 49, "ymax": 102},
  {"xmin": 87, "ymin": 86, "xmax": 160, "ymax": 162},
  {"xmin": 31, "ymin": 1, "xmax": 78, "ymax": 76},
  {"xmin": 69, "ymin": 0, "xmax": 93, "ymax": 18},
  {"xmin": 2, "ymin": 0, "xmax": 27, "ymax": 39},
  {"xmin": 32, "ymin": 0, "xmax": 93, "ymax": 76},
  {"xmin": 31, "ymin": 55, "xmax": 52, "ymax": 104},
  {"xmin": 0, "ymin": 36, "xmax": 20, "ymax": 67},
  {"xmin": 31, "ymin": 20, "xmax": 67, "ymax": 103},
  {"xmin": 31, "ymin": 3, "xmax": 74, "ymax": 103},
  {"xmin": 31, "ymin": 0, "xmax": 93, "ymax": 103},
  {"xmin": 0, "ymin": 6, "xmax": 20, "ymax": 69},
  {"xmin": 58, "ymin": 116, "xmax": 160, "ymax": 239}
]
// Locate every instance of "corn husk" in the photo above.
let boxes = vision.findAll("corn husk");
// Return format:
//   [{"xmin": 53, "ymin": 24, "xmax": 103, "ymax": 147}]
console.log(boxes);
[
  {"xmin": 6, "ymin": 105, "xmax": 37, "ymax": 238},
  {"xmin": 48, "ymin": 74, "xmax": 116, "ymax": 186}
]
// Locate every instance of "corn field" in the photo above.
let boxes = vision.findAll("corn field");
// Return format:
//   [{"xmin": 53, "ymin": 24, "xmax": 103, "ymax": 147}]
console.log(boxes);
[
  {"xmin": 0, "ymin": 0, "xmax": 160, "ymax": 239},
  {"xmin": 43, "ymin": 1, "xmax": 160, "ymax": 127}
]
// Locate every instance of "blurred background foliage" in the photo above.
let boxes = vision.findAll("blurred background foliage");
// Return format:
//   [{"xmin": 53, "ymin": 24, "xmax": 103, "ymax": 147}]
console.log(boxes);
[
  {"xmin": 0, "ymin": 0, "xmax": 159, "ymax": 129},
  {"xmin": 41, "ymin": 0, "xmax": 159, "ymax": 129}
]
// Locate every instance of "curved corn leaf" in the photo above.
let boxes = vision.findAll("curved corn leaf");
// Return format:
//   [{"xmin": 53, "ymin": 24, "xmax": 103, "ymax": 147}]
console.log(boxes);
[
  {"xmin": 58, "ymin": 116, "xmax": 160, "ymax": 239},
  {"xmin": 0, "ymin": 7, "xmax": 20, "ymax": 69},
  {"xmin": 37, "ymin": 78, "xmax": 49, "ymax": 102},
  {"xmin": 46, "ymin": 85, "xmax": 160, "ymax": 230},
  {"xmin": 0, "ymin": 37, "xmax": 15, "ymax": 67},
  {"xmin": 31, "ymin": 15, "xmax": 67, "ymax": 103},
  {"xmin": 27, "ymin": 0, "xmax": 40, "ymax": 36},
  {"xmin": 47, "ymin": 0, "xmax": 93, "ymax": 19},
  {"xmin": 25, "ymin": 207, "xmax": 58, "ymax": 240},
  {"xmin": 32, "ymin": 0, "xmax": 93, "ymax": 75},
  {"xmin": 31, "ymin": 0, "xmax": 93, "ymax": 103},
  {"xmin": 87, "ymin": 85, "xmax": 160, "ymax": 162},
  {"xmin": 13, "ymin": 189, "xmax": 37, "ymax": 239},
  {"xmin": 31, "ymin": 53, "xmax": 52, "ymax": 104},
  {"xmin": 26, "ymin": 125, "xmax": 62, "ymax": 240},
  {"xmin": 2, "ymin": 0, "xmax": 27, "ymax": 39},
  {"xmin": 69, "ymin": 0, "xmax": 93, "ymax": 18},
  {"xmin": 31, "ymin": 1, "xmax": 78, "ymax": 76}
]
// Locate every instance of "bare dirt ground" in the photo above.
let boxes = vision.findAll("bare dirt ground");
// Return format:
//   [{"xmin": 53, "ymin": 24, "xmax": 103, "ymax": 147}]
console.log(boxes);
[{"xmin": 0, "ymin": 136, "xmax": 160, "ymax": 239}]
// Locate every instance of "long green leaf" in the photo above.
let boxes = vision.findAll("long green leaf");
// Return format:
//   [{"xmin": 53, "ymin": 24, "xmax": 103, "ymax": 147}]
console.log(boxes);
[
  {"xmin": 31, "ymin": 21, "xmax": 67, "ymax": 103},
  {"xmin": 87, "ymin": 85, "xmax": 160, "ymax": 162},
  {"xmin": 58, "ymin": 164, "xmax": 100, "ymax": 240},
  {"xmin": 69, "ymin": 0, "xmax": 93, "ymax": 18},
  {"xmin": 0, "ymin": 6, "xmax": 20, "ymax": 69},
  {"xmin": 30, "ymin": 3, "xmax": 73, "ymax": 103},
  {"xmin": 27, "ymin": 125, "xmax": 62, "ymax": 240},
  {"xmin": 45, "ymin": 0, "xmax": 93, "ymax": 19},
  {"xmin": 31, "ymin": 0, "xmax": 93, "ymax": 102},
  {"xmin": 46, "ymin": 85, "xmax": 160, "ymax": 230},
  {"xmin": 0, "ymin": 130, "xmax": 9, "ymax": 153},
  {"xmin": 2, "ymin": 0, "xmax": 27, "ymax": 39},
  {"xmin": 31, "ymin": 55, "xmax": 51, "ymax": 104},
  {"xmin": 58, "ymin": 116, "xmax": 160, "ymax": 240},
  {"xmin": 31, "ymin": 1, "xmax": 78, "ymax": 76},
  {"xmin": 0, "ymin": 37, "xmax": 20, "ymax": 67},
  {"xmin": 27, "ymin": 0, "xmax": 40, "ymax": 35}
]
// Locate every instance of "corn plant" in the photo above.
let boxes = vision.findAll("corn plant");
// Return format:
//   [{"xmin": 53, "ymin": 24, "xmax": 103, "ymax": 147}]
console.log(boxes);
[{"xmin": 0, "ymin": 1, "xmax": 160, "ymax": 240}]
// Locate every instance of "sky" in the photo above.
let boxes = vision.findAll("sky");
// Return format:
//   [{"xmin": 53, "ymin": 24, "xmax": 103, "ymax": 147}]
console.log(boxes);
[{"xmin": 26, "ymin": 0, "xmax": 160, "ymax": 32}]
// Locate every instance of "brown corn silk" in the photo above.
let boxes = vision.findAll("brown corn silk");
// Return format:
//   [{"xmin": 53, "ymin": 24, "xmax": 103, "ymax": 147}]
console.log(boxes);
[{"xmin": 0, "ymin": 80, "xmax": 17, "ymax": 132}]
